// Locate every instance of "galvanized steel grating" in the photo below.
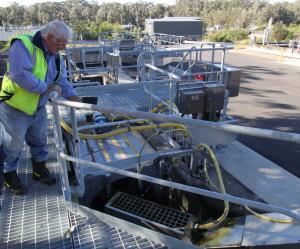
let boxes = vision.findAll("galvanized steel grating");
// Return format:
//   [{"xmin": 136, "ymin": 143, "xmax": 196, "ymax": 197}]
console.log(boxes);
[
  {"xmin": 69, "ymin": 212, "xmax": 169, "ymax": 249},
  {"xmin": 0, "ymin": 145, "xmax": 73, "ymax": 249},
  {"xmin": 105, "ymin": 192, "xmax": 196, "ymax": 235}
]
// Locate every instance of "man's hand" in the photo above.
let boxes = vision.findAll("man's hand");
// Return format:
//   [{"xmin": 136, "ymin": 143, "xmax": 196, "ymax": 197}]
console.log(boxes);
[{"xmin": 46, "ymin": 84, "xmax": 62, "ymax": 98}]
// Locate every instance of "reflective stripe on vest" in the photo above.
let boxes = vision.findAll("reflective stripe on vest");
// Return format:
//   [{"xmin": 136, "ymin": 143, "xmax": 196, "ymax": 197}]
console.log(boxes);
[{"xmin": 0, "ymin": 34, "xmax": 48, "ymax": 115}]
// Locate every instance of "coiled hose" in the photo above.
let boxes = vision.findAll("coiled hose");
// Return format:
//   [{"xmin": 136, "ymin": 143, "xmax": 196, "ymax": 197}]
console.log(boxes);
[
  {"xmin": 200, "ymin": 144, "xmax": 294, "ymax": 224},
  {"xmin": 194, "ymin": 143, "xmax": 230, "ymax": 230}
]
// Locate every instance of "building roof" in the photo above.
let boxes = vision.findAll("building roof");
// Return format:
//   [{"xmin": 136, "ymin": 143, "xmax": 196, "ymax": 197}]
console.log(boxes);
[{"xmin": 146, "ymin": 17, "xmax": 202, "ymax": 22}]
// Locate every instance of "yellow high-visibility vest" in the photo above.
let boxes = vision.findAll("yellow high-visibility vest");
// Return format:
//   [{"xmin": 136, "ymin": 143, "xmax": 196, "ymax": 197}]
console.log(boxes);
[{"xmin": 1, "ymin": 34, "xmax": 48, "ymax": 115}]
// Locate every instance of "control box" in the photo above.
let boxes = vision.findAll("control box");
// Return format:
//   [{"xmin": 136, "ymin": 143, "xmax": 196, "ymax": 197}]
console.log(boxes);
[
  {"xmin": 204, "ymin": 86, "xmax": 225, "ymax": 112},
  {"xmin": 177, "ymin": 90, "xmax": 205, "ymax": 114}
]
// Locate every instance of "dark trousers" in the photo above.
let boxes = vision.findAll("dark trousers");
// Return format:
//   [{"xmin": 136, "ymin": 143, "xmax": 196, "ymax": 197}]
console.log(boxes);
[{"xmin": 0, "ymin": 145, "xmax": 5, "ymax": 193}]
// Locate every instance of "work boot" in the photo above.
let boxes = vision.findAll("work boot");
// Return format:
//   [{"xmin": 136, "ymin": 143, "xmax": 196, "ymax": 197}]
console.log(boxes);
[
  {"xmin": 32, "ymin": 160, "xmax": 56, "ymax": 185},
  {"xmin": 4, "ymin": 170, "xmax": 28, "ymax": 195}
]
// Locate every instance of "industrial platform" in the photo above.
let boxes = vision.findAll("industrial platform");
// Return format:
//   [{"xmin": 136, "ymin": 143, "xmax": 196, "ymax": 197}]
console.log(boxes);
[{"xmin": 1, "ymin": 40, "xmax": 300, "ymax": 249}]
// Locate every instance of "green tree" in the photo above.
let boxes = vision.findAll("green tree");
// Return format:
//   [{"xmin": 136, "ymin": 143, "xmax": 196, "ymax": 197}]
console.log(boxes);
[{"xmin": 271, "ymin": 22, "xmax": 294, "ymax": 41}]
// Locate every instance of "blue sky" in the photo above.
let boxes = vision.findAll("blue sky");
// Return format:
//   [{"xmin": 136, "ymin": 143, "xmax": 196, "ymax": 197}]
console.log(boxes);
[{"xmin": 0, "ymin": 0, "xmax": 296, "ymax": 8}]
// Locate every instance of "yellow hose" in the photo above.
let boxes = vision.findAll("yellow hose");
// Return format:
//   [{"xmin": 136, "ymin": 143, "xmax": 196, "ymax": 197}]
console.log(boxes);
[
  {"xmin": 111, "ymin": 115, "xmax": 130, "ymax": 122},
  {"xmin": 200, "ymin": 144, "xmax": 294, "ymax": 224},
  {"xmin": 151, "ymin": 100, "xmax": 179, "ymax": 114},
  {"xmin": 60, "ymin": 119, "xmax": 187, "ymax": 140},
  {"xmin": 195, "ymin": 143, "xmax": 229, "ymax": 230},
  {"xmin": 203, "ymin": 158, "xmax": 220, "ymax": 192},
  {"xmin": 244, "ymin": 206, "xmax": 294, "ymax": 223},
  {"xmin": 151, "ymin": 102, "xmax": 164, "ymax": 113}
]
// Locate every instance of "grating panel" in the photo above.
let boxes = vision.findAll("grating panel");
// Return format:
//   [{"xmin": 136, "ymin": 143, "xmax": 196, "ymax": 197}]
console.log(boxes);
[
  {"xmin": 0, "ymin": 136, "xmax": 73, "ymax": 249},
  {"xmin": 69, "ymin": 212, "xmax": 169, "ymax": 249},
  {"xmin": 106, "ymin": 192, "xmax": 196, "ymax": 235},
  {"xmin": 74, "ymin": 83, "xmax": 171, "ymax": 111}
]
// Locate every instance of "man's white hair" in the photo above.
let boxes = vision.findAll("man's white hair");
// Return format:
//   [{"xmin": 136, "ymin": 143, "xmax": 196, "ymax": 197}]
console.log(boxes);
[{"xmin": 41, "ymin": 20, "xmax": 72, "ymax": 40}]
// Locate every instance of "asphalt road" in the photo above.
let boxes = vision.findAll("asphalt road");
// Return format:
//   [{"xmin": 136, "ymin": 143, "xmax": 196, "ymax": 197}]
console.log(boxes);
[{"xmin": 224, "ymin": 50, "xmax": 300, "ymax": 177}]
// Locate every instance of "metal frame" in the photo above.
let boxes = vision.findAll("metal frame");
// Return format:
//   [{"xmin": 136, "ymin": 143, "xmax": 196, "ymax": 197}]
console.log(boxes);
[
  {"xmin": 50, "ymin": 98, "xmax": 300, "ymax": 224},
  {"xmin": 136, "ymin": 46, "xmax": 233, "ymax": 118},
  {"xmin": 65, "ymin": 39, "xmax": 156, "ymax": 85}
]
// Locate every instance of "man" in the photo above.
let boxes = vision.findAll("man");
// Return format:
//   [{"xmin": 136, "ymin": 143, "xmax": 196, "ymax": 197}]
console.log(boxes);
[{"xmin": 0, "ymin": 20, "xmax": 81, "ymax": 195}]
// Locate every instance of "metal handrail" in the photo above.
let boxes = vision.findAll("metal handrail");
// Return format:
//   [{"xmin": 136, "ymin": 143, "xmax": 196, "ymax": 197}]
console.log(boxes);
[
  {"xmin": 53, "ymin": 100, "xmax": 300, "ymax": 145},
  {"xmin": 61, "ymin": 152, "xmax": 300, "ymax": 222},
  {"xmin": 170, "ymin": 46, "xmax": 197, "ymax": 76},
  {"xmin": 50, "ymin": 98, "xmax": 300, "ymax": 222}
]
